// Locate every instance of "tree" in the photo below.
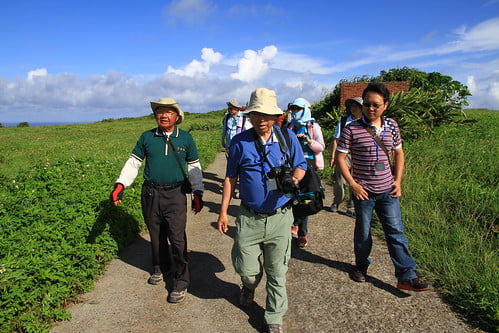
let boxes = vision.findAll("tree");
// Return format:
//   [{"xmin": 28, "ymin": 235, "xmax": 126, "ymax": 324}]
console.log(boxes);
[
  {"xmin": 314, "ymin": 67, "xmax": 471, "ymax": 141},
  {"xmin": 17, "ymin": 122, "xmax": 30, "ymax": 127},
  {"xmin": 378, "ymin": 67, "xmax": 470, "ymax": 109}
]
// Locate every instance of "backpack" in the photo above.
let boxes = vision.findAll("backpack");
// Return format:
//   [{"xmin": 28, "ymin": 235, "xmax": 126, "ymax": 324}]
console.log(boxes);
[{"xmin": 274, "ymin": 126, "xmax": 325, "ymax": 217}]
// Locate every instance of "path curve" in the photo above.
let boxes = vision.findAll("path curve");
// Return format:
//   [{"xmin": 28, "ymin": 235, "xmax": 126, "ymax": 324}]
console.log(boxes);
[{"xmin": 52, "ymin": 153, "xmax": 479, "ymax": 333}]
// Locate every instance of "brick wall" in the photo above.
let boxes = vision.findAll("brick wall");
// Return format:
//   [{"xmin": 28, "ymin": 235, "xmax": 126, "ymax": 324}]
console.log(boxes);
[{"xmin": 340, "ymin": 82, "xmax": 410, "ymax": 107}]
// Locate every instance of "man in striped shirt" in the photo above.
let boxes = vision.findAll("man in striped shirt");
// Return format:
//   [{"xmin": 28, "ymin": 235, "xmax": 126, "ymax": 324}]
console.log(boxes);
[{"xmin": 336, "ymin": 82, "xmax": 429, "ymax": 292}]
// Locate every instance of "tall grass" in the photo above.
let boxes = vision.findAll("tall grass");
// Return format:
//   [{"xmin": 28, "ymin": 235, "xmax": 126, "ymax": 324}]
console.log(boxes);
[{"xmin": 402, "ymin": 109, "xmax": 498, "ymax": 330}]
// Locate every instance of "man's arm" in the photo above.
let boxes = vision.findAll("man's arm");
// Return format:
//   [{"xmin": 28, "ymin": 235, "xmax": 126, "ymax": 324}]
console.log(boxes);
[
  {"xmin": 329, "ymin": 139, "xmax": 338, "ymax": 167},
  {"xmin": 389, "ymin": 147, "xmax": 404, "ymax": 198},
  {"xmin": 336, "ymin": 151, "xmax": 369, "ymax": 200},
  {"xmin": 187, "ymin": 160, "xmax": 204, "ymax": 193},
  {"xmin": 217, "ymin": 176, "xmax": 237, "ymax": 234}
]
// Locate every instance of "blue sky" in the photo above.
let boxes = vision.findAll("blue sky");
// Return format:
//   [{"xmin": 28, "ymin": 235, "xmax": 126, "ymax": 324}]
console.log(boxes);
[{"xmin": 1, "ymin": 0, "xmax": 498, "ymax": 123}]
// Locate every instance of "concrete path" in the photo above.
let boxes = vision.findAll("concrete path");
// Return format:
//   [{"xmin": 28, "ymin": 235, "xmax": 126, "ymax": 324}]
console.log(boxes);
[{"xmin": 52, "ymin": 153, "xmax": 478, "ymax": 333}]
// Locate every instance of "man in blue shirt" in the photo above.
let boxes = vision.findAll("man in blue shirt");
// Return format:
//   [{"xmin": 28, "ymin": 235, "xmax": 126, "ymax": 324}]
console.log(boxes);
[{"xmin": 217, "ymin": 88, "xmax": 307, "ymax": 333}]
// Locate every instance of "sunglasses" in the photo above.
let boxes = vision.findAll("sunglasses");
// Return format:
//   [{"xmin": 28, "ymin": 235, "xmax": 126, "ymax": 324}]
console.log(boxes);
[{"xmin": 362, "ymin": 103, "xmax": 384, "ymax": 109}]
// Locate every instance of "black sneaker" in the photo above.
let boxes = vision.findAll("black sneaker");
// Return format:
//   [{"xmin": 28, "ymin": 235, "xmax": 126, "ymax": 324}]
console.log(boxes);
[
  {"xmin": 397, "ymin": 278, "xmax": 430, "ymax": 291},
  {"xmin": 349, "ymin": 267, "xmax": 367, "ymax": 282},
  {"xmin": 239, "ymin": 286, "xmax": 254, "ymax": 307}
]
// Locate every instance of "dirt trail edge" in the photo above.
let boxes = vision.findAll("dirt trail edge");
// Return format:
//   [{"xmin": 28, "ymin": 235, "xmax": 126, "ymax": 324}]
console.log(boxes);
[{"xmin": 52, "ymin": 152, "xmax": 478, "ymax": 333}]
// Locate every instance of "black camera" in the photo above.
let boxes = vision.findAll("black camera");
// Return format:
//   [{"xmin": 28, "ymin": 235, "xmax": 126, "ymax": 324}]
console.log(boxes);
[{"xmin": 268, "ymin": 166, "xmax": 299, "ymax": 198}]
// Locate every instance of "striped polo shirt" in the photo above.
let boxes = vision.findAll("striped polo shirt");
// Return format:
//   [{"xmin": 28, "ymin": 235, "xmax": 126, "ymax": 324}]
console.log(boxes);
[{"xmin": 337, "ymin": 116, "xmax": 402, "ymax": 194}]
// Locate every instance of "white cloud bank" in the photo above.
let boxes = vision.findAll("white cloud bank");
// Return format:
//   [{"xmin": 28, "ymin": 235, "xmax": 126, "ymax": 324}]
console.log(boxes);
[{"xmin": 1, "ymin": 17, "xmax": 499, "ymax": 124}]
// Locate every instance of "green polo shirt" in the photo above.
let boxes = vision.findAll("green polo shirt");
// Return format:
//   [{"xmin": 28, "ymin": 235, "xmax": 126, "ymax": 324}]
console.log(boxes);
[{"xmin": 131, "ymin": 126, "xmax": 199, "ymax": 184}]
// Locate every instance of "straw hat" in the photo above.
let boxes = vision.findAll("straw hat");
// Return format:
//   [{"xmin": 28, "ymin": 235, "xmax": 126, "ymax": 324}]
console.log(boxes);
[
  {"xmin": 244, "ymin": 88, "xmax": 282, "ymax": 115},
  {"xmin": 150, "ymin": 97, "xmax": 184, "ymax": 124}
]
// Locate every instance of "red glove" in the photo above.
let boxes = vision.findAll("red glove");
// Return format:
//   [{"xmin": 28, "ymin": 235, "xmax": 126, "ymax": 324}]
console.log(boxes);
[
  {"xmin": 110, "ymin": 183, "xmax": 124, "ymax": 205},
  {"xmin": 192, "ymin": 192, "xmax": 203, "ymax": 214}
]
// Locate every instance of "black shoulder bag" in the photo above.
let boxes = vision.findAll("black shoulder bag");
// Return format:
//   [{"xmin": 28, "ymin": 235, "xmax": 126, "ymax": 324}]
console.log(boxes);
[{"xmin": 277, "ymin": 126, "xmax": 325, "ymax": 217}]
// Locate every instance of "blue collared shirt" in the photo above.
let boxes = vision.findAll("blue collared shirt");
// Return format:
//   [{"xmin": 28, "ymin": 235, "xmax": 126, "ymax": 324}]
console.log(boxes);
[{"xmin": 226, "ymin": 127, "xmax": 307, "ymax": 212}]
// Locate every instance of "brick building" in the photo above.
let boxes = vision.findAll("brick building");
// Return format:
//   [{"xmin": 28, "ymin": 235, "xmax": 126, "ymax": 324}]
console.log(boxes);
[{"xmin": 340, "ymin": 82, "xmax": 410, "ymax": 107}]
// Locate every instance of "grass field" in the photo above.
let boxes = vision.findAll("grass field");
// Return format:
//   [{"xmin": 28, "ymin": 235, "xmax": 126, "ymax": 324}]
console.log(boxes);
[{"xmin": 0, "ymin": 109, "xmax": 497, "ymax": 332}]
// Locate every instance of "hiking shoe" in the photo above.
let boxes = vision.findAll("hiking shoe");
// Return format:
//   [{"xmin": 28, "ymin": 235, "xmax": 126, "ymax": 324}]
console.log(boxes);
[
  {"xmin": 167, "ymin": 289, "xmax": 187, "ymax": 303},
  {"xmin": 397, "ymin": 278, "xmax": 430, "ymax": 291},
  {"xmin": 291, "ymin": 226, "xmax": 299, "ymax": 238},
  {"xmin": 346, "ymin": 209, "xmax": 355, "ymax": 217},
  {"xmin": 297, "ymin": 236, "xmax": 308, "ymax": 248},
  {"xmin": 266, "ymin": 323, "xmax": 283, "ymax": 333},
  {"xmin": 330, "ymin": 203, "xmax": 339, "ymax": 212},
  {"xmin": 349, "ymin": 267, "xmax": 367, "ymax": 282},
  {"xmin": 147, "ymin": 272, "xmax": 163, "ymax": 285},
  {"xmin": 239, "ymin": 286, "xmax": 254, "ymax": 307}
]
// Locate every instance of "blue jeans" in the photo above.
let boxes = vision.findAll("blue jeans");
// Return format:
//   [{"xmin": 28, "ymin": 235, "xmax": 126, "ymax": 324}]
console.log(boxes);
[{"xmin": 353, "ymin": 190, "xmax": 417, "ymax": 281}]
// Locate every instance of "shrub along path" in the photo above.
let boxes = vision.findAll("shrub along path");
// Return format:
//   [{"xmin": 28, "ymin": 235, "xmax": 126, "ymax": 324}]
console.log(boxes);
[{"xmin": 52, "ymin": 153, "xmax": 479, "ymax": 333}]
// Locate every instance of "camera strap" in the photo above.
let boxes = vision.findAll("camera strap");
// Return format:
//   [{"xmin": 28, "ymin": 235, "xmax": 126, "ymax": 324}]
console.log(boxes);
[{"xmin": 252, "ymin": 127, "xmax": 292, "ymax": 171}]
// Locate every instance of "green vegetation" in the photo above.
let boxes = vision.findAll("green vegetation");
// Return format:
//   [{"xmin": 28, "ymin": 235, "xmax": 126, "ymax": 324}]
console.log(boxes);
[
  {"xmin": 313, "ymin": 67, "xmax": 470, "ymax": 142},
  {"xmin": 0, "ymin": 107, "xmax": 497, "ymax": 332},
  {"xmin": 0, "ymin": 112, "xmax": 222, "ymax": 332},
  {"xmin": 402, "ymin": 109, "xmax": 498, "ymax": 330}
]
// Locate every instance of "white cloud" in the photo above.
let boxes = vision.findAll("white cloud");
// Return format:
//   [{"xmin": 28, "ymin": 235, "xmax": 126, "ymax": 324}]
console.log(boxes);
[
  {"xmin": 231, "ymin": 45, "xmax": 278, "ymax": 82},
  {"xmin": 167, "ymin": 48, "xmax": 223, "ymax": 77},
  {"xmin": 466, "ymin": 74, "xmax": 499, "ymax": 109},
  {"xmin": 164, "ymin": 0, "xmax": 214, "ymax": 25},
  {"xmin": 27, "ymin": 68, "xmax": 48, "ymax": 81},
  {"xmin": 449, "ymin": 17, "xmax": 499, "ymax": 52}
]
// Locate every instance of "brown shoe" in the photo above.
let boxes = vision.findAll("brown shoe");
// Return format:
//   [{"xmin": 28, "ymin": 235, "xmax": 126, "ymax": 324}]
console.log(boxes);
[{"xmin": 297, "ymin": 236, "xmax": 308, "ymax": 248}]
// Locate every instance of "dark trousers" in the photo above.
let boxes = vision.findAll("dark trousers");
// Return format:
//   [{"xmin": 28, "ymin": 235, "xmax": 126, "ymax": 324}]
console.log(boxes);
[{"xmin": 141, "ymin": 182, "xmax": 189, "ymax": 291}]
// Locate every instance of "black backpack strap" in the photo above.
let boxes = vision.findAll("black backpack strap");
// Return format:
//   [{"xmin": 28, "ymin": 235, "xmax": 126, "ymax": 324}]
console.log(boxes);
[
  {"xmin": 252, "ymin": 127, "xmax": 292, "ymax": 168},
  {"xmin": 340, "ymin": 116, "xmax": 347, "ymax": 132},
  {"xmin": 273, "ymin": 125, "xmax": 290, "ymax": 155}
]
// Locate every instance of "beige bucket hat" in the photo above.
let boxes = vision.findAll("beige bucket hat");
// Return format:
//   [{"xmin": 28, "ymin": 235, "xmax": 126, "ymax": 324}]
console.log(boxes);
[
  {"xmin": 150, "ymin": 97, "xmax": 184, "ymax": 124},
  {"xmin": 245, "ymin": 88, "xmax": 282, "ymax": 115},
  {"xmin": 227, "ymin": 99, "xmax": 243, "ymax": 109}
]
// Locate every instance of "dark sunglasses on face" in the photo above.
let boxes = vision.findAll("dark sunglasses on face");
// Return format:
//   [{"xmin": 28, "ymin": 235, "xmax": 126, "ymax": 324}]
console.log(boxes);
[{"xmin": 362, "ymin": 102, "xmax": 384, "ymax": 109}]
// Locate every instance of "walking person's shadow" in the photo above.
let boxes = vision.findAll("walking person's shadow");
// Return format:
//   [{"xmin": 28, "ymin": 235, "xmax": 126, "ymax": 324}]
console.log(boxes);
[{"xmin": 188, "ymin": 250, "xmax": 267, "ymax": 331}]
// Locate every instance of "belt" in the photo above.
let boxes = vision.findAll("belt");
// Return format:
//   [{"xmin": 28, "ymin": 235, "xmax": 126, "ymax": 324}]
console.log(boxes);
[
  {"xmin": 241, "ymin": 201, "xmax": 290, "ymax": 218},
  {"xmin": 144, "ymin": 180, "xmax": 183, "ymax": 190}
]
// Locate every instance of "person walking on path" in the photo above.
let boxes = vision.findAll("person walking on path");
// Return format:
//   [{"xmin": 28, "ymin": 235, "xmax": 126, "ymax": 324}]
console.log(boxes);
[
  {"xmin": 329, "ymin": 97, "xmax": 363, "ymax": 217},
  {"xmin": 110, "ymin": 97, "xmax": 205, "ymax": 303},
  {"xmin": 336, "ymin": 83, "xmax": 430, "ymax": 291},
  {"xmin": 217, "ymin": 88, "xmax": 307, "ymax": 333},
  {"xmin": 221, "ymin": 98, "xmax": 252, "ymax": 155},
  {"xmin": 286, "ymin": 97, "xmax": 325, "ymax": 247}
]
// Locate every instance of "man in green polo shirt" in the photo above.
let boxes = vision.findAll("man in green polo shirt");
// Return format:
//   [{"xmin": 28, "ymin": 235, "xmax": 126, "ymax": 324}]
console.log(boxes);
[{"xmin": 110, "ymin": 97, "xmax": 204, "ymax": 303}]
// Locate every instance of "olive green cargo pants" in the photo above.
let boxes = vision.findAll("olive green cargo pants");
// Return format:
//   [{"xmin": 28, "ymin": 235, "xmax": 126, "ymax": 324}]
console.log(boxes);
[{"xmin": 231, "ymin": 204, "xmax": 293, "ymax": 325}]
